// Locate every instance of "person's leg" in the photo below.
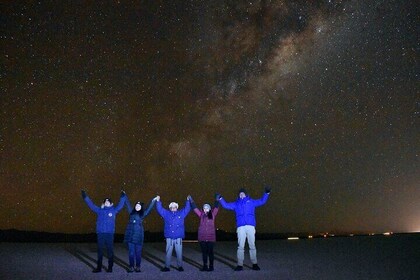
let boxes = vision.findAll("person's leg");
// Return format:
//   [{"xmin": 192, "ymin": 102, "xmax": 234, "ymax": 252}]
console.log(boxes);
[
  {"xmin": 135, "ymin": 236, "xmax": 144, "ymax": 272},
  {"xmin": 94, "ymin": 233, "xmax": 105, "ymax": 272},
  {"xmin": 208, "ymin": 242, "xmax": 214, "ymax": 270},
  {"xmin": 236, "ymin": 226, "xmax": 246, "ymax": 268},
  {"xmin": 164, "ymin": 238, "xmax": 174, "ymax": 269},
  {"xmin": 174, "ymin": 238, "xmax": 183, "ymax": 269},
  {"xmin": 245, "ymin": 225, "xmax": 260, "ymax": 270},
  {"xmin": 199, "ymin": 241, "xmax": 208, "ymax": 271},
  {"xmin": 246, "ymin": 226, "xmax": 257, "ymax": 264},
  {"xmin": 135, "ymin": 243, "xmax": 142, "ymax": 269},
  {"xmin": 128, "ymin": 243, "xmax": 135, "ymax": 269},
  {"xmin": 105, "ymin": 233, "xmax": 114, "ymax": 272}
]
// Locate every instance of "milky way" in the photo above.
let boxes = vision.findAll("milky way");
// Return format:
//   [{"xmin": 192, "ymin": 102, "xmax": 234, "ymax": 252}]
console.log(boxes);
[{"xmin": 1, "ymin": 0, "xmax": 418, "ymax": 234}]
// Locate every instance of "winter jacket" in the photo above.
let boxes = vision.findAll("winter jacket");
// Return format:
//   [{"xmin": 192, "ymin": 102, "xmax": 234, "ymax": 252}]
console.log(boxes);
[
  {"xmin": 123, "ymin": 198, "xmax": 156, "ymax": 244},
  {"xmin": 220, "ymin": 193, "xmax": 269, "ymax": 228},
  {"xmin": 193, "ymin": 206, "xmax": 219, "ymax": 242},
  {"xmin": 156, "ymin": 200, "xmax": 191, "ymax": 239},
  {"xmin": 83, "ymin": 194, "xmax": 126, "ymax": 234}
]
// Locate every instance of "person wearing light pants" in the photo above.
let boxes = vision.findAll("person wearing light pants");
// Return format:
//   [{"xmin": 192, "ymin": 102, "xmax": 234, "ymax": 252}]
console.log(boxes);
[
  {"xmin": 156, "ymin": 195, "xmax": 192, "ymax": 272},
  {"xmin": 217, "ymin": 186, "xmax": 271, "ymax": 271}
]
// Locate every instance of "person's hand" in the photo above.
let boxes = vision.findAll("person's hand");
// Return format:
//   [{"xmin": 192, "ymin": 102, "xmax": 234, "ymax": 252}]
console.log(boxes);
[
  {"xmin": 121, "ymin": 190, "xmax": 126, "ymax": 197},
  {"xmin": 215, "ymin": 193, "xmax": 222, "ymax": 200},
  {"xmin": 264, "ymin": 186, "xmax": 271, "ymax": 194},
  {"xmin": 156, "ymin": 195, "xmax": 160, "ymax": 201},
  {"xmin": 187, "ymin": 195, "xmax": 192, "ymax": 201},
  {"xmin": 81, "ymin": 190, "xmax": 87, "ymax": 198},
  {"xmin": 153, "ymin": 196, "xmax": 159, "ymax": 201}
]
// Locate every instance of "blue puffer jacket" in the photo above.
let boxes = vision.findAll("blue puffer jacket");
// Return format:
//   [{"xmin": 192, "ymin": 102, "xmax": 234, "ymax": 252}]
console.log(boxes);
[
  {"xmin": 123, "ymin": 198, "xmax": 156, "ymax": 244},
  {"xmin": 83, "ymin": 194, "xmax": 126, "ymax": 233},
  {"xmin": 156, "ymin": 200, "xmax": 191, "ymax": 239},
  {"xmin": 220, "ymin": 193, "xmax": 269, "ymax": 228}
]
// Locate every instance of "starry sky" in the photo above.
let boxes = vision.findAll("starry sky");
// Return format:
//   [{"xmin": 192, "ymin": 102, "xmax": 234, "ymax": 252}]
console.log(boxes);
[{"xmin": 1, "ymin": 0, "xmax": 419, "ymax": 235}]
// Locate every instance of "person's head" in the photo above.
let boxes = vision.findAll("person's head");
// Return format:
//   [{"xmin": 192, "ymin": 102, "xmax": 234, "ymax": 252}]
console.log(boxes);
[
  {"xmin": 169, "ymin": 202, "xmax": 179, "ymax": 212},
  {"xmin": 203, "ymin": 203, "xmax": 211, "ymax": 213},
  {"xmin": 103, "ymin": 198, "xmax": 113, "ymax": 207},
  {"xmin": 238, "ymin": 188, "xmax": 247, "ymax": 199},
  {"xmin": 134, "ymin": 202, "xmax": 142, "ymax": 211}
]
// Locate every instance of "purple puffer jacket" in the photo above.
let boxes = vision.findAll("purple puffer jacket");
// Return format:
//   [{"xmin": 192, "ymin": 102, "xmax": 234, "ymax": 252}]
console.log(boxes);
[{"xmin": 193, "ymin": 207, "xmax": 219, "ymax": 242}]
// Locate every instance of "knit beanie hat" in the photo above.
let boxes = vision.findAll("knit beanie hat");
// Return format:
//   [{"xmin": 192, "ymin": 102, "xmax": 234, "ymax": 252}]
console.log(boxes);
[
  {"xmin": 238, "ymin": 188, "xmax": 247, "ymax": 195},
  {"xmin": 103, "ymin": 198, "xmax": 112, "ymax": 204},
  {"xmin": 203, "ymin": 203, "xmax": 211, "ymax": 210},
  {"xmin": 169, "ymin": 202, "xmax": 179, "ymax": 209}
]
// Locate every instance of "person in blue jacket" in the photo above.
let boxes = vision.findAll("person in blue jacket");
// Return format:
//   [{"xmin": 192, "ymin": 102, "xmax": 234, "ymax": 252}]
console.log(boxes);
[
  {"xmin": 81, "ymin": 189, "xmax": 126, "ymax": 273},
  {"xmin": 216, "ymin": 186, "xmax": 271, "ymax": 271},
  {"xmin": 156, "ymin": 195, "xmax": 192, "ymax": 272},
  {"xmin": 123, "ymin": 194, "xmax": 158, "ymax": 273}
]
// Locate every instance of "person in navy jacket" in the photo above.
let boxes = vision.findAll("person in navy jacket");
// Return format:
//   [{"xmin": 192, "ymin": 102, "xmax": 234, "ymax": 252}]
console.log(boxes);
[
  {"xmin": 123, "ymin": 194, "xmax": 158, "ymax": 272},
  {"xmin": 217, "ymin": 186, "xmax": 271, "ymax": 271},
  {"xmin": 156, "ymin": 195, "xmax": 192, "ymax": 272},
  {"xmin": 81, "ymin": 189, "xmax": 126, "ymax": 273}
]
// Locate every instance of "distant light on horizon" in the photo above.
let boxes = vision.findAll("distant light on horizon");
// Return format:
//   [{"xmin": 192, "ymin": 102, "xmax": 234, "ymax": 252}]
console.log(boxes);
[{"xmin": 288, "ymin": 237, "xmax": 299, "ymax": 240}]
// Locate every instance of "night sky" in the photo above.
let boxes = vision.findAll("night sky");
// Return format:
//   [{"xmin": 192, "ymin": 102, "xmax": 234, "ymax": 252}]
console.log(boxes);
[{"xmin": 1, "ymin": 1, "xmax": 418, "ymax": 235}]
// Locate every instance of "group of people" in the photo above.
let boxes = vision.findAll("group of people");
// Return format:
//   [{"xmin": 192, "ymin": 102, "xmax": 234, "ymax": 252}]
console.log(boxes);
[{"xmin": 81, "ymin": 186, "xmax": 271, "ymax": 273}]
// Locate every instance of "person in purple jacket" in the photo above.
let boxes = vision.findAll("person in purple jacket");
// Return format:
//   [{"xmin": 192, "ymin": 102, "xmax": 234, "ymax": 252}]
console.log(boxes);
[
  {"xmin": 156, "ymin": 195, "xmax": 192, "ymax": 272},
  {"xmin": 81, "ymin": 189, "xmax": 127, "ymax": 273},
  {"xmin": 216, "ymin": 186, "xmax": 271, "ymax": 271},
  {"xmin": 190, "ymin": 196, "xmax": 219, "ymax": 272}
]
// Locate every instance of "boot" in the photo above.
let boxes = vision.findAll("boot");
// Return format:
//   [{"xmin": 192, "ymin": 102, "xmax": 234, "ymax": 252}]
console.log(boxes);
[
  {"xmin": 200, "ymin": 265, "xmax": 208, "ymax": 271},
  {"xmin": 92, "ymin": 267, "xmax": 102, "ymax": 273}
]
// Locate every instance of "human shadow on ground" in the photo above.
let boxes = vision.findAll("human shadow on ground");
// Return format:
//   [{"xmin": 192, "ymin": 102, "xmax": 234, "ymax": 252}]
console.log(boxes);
[
  {"xmin": 65, "ymin": 245, "xmax": 129, "ymax": 272},
  {"xmin": 65, "ymin": 246, "xmax": 102, "ymax": 271},
  {"xmin": 213, "ymin": 251, "xmax": 252, "ymax": 269}
]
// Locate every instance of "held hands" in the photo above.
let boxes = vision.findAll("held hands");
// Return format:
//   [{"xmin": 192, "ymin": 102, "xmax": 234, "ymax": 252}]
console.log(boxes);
[
  {"xmin": 81, "ymin": 190, "xmax": 87, "ymax": 198},
  {"xmin": 156, "ymin": 195, "xmax": 160, "ymax": 202},
  {"xmin": 187, "ymin": 195, "xmax": 193, "ymax": 202},
  {"xmin": 153, "ymin": 195, "xmax": 159, "ymax": 201},
  {"xmin": 120, "ymin": 190, "xmax": 126, "ymax": 197},
  {"xmin": 264, "ymin": 185, "xmax": 271, "ymax": 194}
]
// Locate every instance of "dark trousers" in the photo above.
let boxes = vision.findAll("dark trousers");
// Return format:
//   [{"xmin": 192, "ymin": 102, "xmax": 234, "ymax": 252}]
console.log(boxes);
[
  {"xmin": 128, "ymin": 242, "xmax": 143, "ymax": 267},
  {"xmin": 199, "ymin": 241, "xmax": 214, "ymax": 266},
  {"xmin": 97, "ymin": 233, "xmax": 114, "ymax": 269}
]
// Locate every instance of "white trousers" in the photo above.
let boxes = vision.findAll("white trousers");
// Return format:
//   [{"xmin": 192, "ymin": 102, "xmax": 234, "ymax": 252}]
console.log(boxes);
[
  {"xmin": 165, "ymin": 238, "xmax": 183, "ymax": 268},
  {"xmin": 236, "ymin": 225, "xmax": 257, "ymax": 266}
]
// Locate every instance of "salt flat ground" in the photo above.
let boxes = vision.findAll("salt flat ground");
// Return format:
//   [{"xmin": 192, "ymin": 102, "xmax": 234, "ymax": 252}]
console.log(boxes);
[{"xmin": 1, "ymin": 235, "xmax": 419, "ymax": 280}]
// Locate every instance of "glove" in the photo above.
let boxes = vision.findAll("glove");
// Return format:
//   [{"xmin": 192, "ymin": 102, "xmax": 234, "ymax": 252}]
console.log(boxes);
[
  {"xmin": 215, "ymin": 193, "xmax": 222, "ymax": 200},
  {"xmin": 121, "ymin": 190, "xmax": 126, "ymax": 197},
  {"xmin": 81, "ymin": 190, "xmax": 87, "ymax": 199},
  {"xmin": 264, "ymin": 186, "xmax": 271, "ymax": 194},
  {"xmin": 190, "ymin": 200, "xmax": 197, "ymax": 209}
]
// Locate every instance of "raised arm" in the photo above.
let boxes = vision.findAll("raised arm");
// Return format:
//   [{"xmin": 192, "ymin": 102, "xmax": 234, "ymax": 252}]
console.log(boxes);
[
  {"xmin": 125, "ymin": 195, "xmax": 133, "ymax": 213},
  {"xmin": 155, "ymin": 197, "xmax": 168, "ymax": 217},
  {"xmin": 253, "ymin": 187, "xmax": 271, "ymax": 207},
  {"xmin": 180, "ymin": 196, "xmax": 192, "ymax": 217},
  {"xmin": 189, "ymin": 196, "xmax": 201, "ymax": 217},
  {"xmin": 212, "ymin": 197, "xmax": 220, "ymax": 217},
  {"xmin": 142, "ymin": 197, "xmax": 158, "ymax": 218},
  {"xmin": 217, "ymin": 193, "xmax": 236, "ymax": 211},
  {"xmin": 81, "ymin": 190, "xmax": 100, "ymax": 213},
  {"xmin": 114, "ymin": 191, "xmax": 127, "ymax": 213}
]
